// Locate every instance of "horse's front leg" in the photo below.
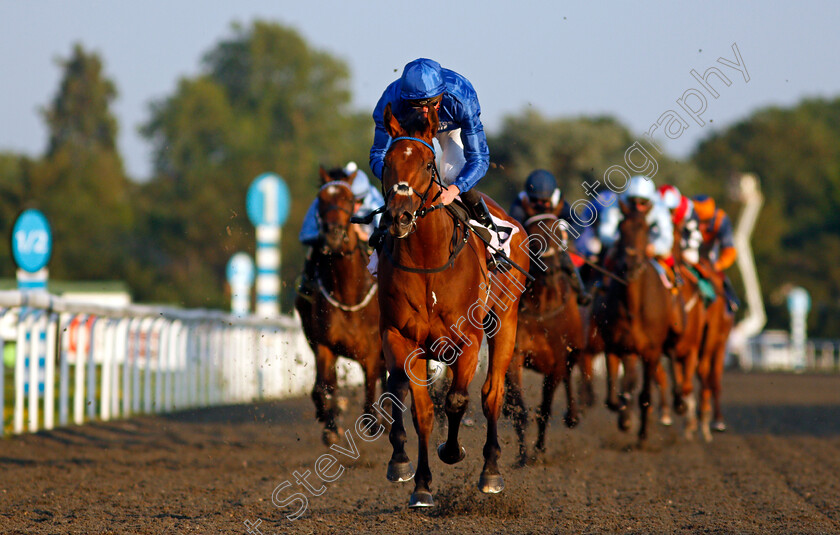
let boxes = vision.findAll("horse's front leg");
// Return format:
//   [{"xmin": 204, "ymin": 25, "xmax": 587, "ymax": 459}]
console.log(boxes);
[
  {"xmin": 638, "ymin": 355, "xmax": 657, "ymax": 443},
  {"xmin": 605, "ymin": 352, "xmax": 622, "ymax": 411},
  {"xmin": 577, "ymin": 350, "xmax": 597, "ymax": 408},
  {"xmin": 405, "ymin": 348, "xmax": 436, "ymax": 507},
  {"xmin": 618, "ymin": 353, "xmax": 638, "ymax": 432},
  {"xmin": 438, "ymin": 343, "xmax": 479, "ymax": 466},
  {"xmin": 382, "ymin": 332, "xmax": 416, "ymax": 487},
  {"xmin": 503, "ymin": 356, "xmax": 529, "ymax": 466},
  {"xmin": 311, "ymin": 344, "xmax": 340, "ymax": 446}
]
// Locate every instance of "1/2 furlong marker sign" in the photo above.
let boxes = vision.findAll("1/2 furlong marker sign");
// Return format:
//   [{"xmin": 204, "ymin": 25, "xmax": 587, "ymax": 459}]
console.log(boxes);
[
  {"xmin": 246, "ymin": 173, "xmax": 291, "ymax": 318},
  {"xmin": 12, "ymin": 209, "xmax": 52, "ymax": 290}
]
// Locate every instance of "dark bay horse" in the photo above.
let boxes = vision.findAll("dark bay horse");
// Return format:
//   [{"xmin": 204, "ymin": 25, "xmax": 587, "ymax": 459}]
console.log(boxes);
[
  {"xmin": 294, "ymin": 168, "xmax": 385, "ymax": 446},
  {"xmin": 505, "ymin": 207, "xmax": 585, "ymax": 465},
  {"xmin": 377, "ymin": 103, "xmax": 529, "ymax": 507},
  {"xmin": 596, "ymin": 203, "xmax": 676, "ymax": 442}
]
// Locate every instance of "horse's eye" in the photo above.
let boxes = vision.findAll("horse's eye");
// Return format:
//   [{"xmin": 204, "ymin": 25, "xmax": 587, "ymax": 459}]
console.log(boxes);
[{"xmin": 426, "ymin": 162, "xmax": 434, "ymax": 171}]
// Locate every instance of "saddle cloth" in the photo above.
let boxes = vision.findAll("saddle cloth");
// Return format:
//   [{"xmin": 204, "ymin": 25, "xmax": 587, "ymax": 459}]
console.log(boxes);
[{"xmin": 366, "ymin": 209, "xmax": 519, "ymax": 277}]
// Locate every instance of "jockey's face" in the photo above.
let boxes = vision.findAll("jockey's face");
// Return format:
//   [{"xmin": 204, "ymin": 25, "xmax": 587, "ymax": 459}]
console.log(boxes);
[
  {"xmin": 628, "ymin": 196, "xmax": 652, "ymax": 213},
  {"xmin": 406, "ymin": 95, "xmax": 442, "ymax": 118},
  {"xmin": 529, "ymin": 196, "xmax": 552, "ymax": 212}
]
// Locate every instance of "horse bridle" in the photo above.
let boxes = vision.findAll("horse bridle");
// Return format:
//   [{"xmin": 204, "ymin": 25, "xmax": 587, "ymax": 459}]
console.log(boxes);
[
  {"xmin": 383, "ymin": 136, "xmax": 448, "ymax": 236},
  {"xmin": 317, "ymin": 181, "xmax": 363, "ymax": 256}
]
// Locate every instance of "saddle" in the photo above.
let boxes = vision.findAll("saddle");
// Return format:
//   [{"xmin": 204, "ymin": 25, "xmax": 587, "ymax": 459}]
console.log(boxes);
[{"xmin": 445, "ymin": 198, "xmax": 516, "ymax": 255}]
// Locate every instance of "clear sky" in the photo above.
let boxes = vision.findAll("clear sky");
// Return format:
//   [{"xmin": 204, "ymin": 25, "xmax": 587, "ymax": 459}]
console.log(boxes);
[{"xmin": 1, "ymin": 1, "xmax": 837, "ymax": 181}]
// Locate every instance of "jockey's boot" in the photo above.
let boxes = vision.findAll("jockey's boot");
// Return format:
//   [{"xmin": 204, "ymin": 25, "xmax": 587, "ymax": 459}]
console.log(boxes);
[
  {"xmin": 297, "ymin": 247, "xmax": 318, "ymax": 300},
  {"xmin": 470, "ymin": 197, "xmax": 510, "ymax": 272},
  {"xmin": 560, "ymin": 250, "xmax": 592, "ymax": 306},
  {"xmin": 723, "ymin": 276, "xmax": 740, "ymax": 312}
]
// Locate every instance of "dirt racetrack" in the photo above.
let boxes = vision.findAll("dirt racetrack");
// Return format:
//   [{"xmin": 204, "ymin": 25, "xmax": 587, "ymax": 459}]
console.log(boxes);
[{"xmin": 1, "ymin": 371, "xmax": 839, "ymax": 534}]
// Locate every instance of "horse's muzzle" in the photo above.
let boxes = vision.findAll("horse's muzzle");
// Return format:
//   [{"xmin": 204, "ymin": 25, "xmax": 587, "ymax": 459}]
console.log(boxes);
[{"xmin": 391, "ymin": 211, "xmax": 416, "ymax": 239}]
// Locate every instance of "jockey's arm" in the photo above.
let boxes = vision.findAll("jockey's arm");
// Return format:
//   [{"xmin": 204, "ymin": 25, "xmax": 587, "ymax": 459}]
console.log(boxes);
[
  {"xmin": 299, "ymin": 199, "xmax": 321, "ymax": 246},
  {"xmin": 369, "ymin": 83, "xmax": 399, "ymax": 180},
  {"xmin": 450, "ymin": 97, "xmax": 490, "ymax": 194},
  {"xmin": 714, "ymin": 213, "xmax": 737, "ymax": 271}
]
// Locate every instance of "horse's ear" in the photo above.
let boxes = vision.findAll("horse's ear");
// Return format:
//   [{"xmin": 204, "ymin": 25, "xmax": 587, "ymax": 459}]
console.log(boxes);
[
  {"xmin": 318, "ymin": 165, "xmax": 331, "ymax": 184},
  {"xmin": 383, "ymin": 102, "xmax": 405, "ymax": 138},
  {"xmin": 424, "ymin": 102, "xmax": 440, "ymax": 140},
  {"xmin": 619, "ymin": 198, "xmax": 631, "ymax": 216},
  {"xmin": 345, "ymin": 169, "xmax": 358, "ymax": 186}
]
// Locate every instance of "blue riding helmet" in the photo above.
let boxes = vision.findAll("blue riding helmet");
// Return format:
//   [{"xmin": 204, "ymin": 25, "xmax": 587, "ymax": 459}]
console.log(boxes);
[
  {"xmin": 399, "ymin": 58, "xmax": 446, "ymax": 101},
  {"xmin": 525, "ymin": 169, "xmax": 561, "ymax": 202}
]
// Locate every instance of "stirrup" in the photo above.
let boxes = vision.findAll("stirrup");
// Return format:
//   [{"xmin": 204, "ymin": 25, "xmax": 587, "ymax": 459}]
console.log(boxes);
[
  {"xmin": 487, "ymin": 253, "xmax": 511, "ymax": 273},
  {"xmin": 576, "ymin": 291, "xmax": 592, "ymax": 306}
]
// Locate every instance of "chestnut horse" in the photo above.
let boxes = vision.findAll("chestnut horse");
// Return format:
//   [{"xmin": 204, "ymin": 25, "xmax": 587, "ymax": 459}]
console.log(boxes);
[
  {"xmin": 695, "ymin": 258, "xmax": 734, "ymax": 441},
  {"xmin": 665, "ymin": 228, "xmax": 707, "ymax": 439},
  {"xmin": 377, "ymin": 104, "xmax": 529, "ymax": 507},
  {"xmin": 294, "ymin": 168, "xmax": 385, "ymax": 446},
  {"xmin": 596, "ymin": 204, "xmax": 675, "ymax": 441},
  {"xmin": 504, "ymin": 207, "xmax": 584, "ymax": 465}
]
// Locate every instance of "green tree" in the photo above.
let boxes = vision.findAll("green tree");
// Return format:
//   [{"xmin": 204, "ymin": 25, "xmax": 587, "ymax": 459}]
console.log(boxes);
[
  {"xmin": 484, "ymin": 109, "xmax": 702, "ymax": 211},
  {"xmin": 11, "ymin": 44, "xmax": 134, "ymax": 283},
  {"xmin": 140, "ymin": 21, "xmax": 371, "ymax": 308},
  {"xmin": 692, "ymin": 97, "xmax": 840, "ymax": 336}
]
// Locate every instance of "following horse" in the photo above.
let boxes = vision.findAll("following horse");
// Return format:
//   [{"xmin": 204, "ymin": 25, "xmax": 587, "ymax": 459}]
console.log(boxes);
[
  {"xmin": 596, "ymin": 202, "xmax": 681, "ymax": 442},
  {"xmin": 294, "ymin": 167, "xmax": 385, "ymax": 446},
  {"xmin": 504, "ymin": 202, "xmax": 585, "ymax": 465},
  {"xmin": 377, "ymin": 103, "xmax": 529, "ymax": 507}
]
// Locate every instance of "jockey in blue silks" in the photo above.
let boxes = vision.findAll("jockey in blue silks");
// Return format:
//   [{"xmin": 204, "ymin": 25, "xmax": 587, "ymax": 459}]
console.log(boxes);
[
  {"xmin": 509, "ymin": 169, "xmax": 591, "ymax": 305},
  {"xmin": 369, "ymin": 58, "xmax": 507, "ymax": 269},
  {"xmin": 297, "ymin": 162, "xmax": 384, "ymax": 297},
  {"xmin": 576, "ymin": 189, "xmax": 618, "ymax": 260}
]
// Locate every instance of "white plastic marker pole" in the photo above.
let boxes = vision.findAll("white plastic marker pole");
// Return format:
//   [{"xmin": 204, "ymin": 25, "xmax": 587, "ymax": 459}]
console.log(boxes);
[
  {"xmin": 728, "ymin": 173, "xmax": 766, "ymax": 368},
  {"xmin": 787, "ymin": 287, "xmax": 811, "ymax": 369},
  {"xmin": 246, "ymin": 173, "xmax": 291, "ymax": 318},
  {"xmin": 227, "ymin": 252, "xmax": 255, "ymax": 316}
]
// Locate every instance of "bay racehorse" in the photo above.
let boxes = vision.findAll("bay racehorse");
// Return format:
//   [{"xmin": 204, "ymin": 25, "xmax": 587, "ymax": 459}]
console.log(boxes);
[
  {"xmin": 504, "ymin": 204, "xmax": 584, "ymax": 465},
  {"xmin": 294, "ymin": 168, "xmax": 385, "ymax": 446},
  {"xmin": 596, "ymin": 202, "xmax": 679, "ymax": 442},
  {"xmin": 377, "ymin": 103, "xmax": 529, "ymax": 507}
]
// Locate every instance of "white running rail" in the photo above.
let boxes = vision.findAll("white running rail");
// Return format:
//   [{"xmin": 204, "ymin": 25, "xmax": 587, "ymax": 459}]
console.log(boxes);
[{"xmin": 0, "ymin": 290, "xmax": 363, "ymax": 436}]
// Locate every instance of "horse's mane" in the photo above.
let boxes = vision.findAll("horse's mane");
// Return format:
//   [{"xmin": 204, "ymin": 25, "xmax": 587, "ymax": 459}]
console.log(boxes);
[{"xmin": 400, "ymin": 108, "xmax": 433, "ymax": 138}]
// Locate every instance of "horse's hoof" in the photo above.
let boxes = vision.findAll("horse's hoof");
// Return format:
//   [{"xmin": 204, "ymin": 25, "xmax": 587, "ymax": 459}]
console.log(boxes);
[
  {"xmin": 564, "ymin": 410, "xmax": 579, "ymax": 428},
  {"xmin": 712, "ymin": 420, "xmax": 727, "ymax": 432},
  {"xmin": 659, "ymin": 413, "xmax": 673, "ymax": 427},
  {"xmin": 478, "ymin": 472, "xmax": 505, "ymax": 494},
  {"xmin": 386, "ymin": 461, "xmax": 415, "ymax": 482},
  {"xmin": 322, "ymin": 429, "xmax": 341, "ymax": 446},
  {"xmin": 674, "ymin": 398, "xmax": 688, "ymax": 415},
  {"xmin": 409, "ymin": 490, "xmax": 435, "ymax": 508},
  {"xmin": 618, "ymin": 410, "xmax": 632, "ymax": 432},
  {"xmin": 437, "ymin": 443, "xmax": 466, "ymax": 465},
  {"xmin": 606, "ymin": 398, "xmax": 621, "ymax": 412}
]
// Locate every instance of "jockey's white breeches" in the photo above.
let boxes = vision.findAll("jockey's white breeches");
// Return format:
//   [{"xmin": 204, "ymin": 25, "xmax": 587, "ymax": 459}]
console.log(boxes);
[{"xmin": 435, "ymin": 129, "xmax": 466, "ymax": 186}]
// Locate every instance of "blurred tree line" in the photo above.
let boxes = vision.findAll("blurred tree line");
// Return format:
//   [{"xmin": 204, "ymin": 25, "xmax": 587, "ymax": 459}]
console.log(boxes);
[{"xmin": 0, "ymin": 20, "xmax": 838, "ymax": 336}]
